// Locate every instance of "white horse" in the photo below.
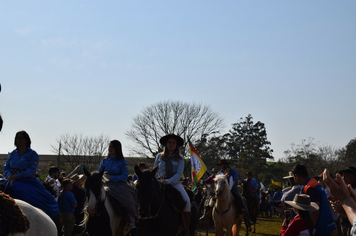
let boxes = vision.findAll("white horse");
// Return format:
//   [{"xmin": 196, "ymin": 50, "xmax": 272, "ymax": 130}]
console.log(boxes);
[
  {"xmin": 15, "ymin": 200, "xmax": 57, "ymax": 236},
  {"xmin": 213, "ymin": 174, "xmax": 243, "ymax": 236},
  {"xmin": 0, "ymin": 191, "xmax": 56, "ymax": 236}
]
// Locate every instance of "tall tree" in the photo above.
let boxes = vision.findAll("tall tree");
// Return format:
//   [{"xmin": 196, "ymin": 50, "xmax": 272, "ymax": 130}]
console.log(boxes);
[
  {"xmin": 126, "ymin": 101, "xmax": 224, "ymax": 158},
  {"xmin": 345, "ymin": 138, "xmax": 356, "ymax": 164},
  {"xmin": 226, "ymin": 114, "xmax": 273, "ymax": 180},
  {"xmin": 51, "ymin": 133, "xmax": 109, "ymax": 171}
]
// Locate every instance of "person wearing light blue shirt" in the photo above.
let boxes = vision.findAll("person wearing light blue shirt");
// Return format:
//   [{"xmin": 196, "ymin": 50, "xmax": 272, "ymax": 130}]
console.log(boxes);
[
  {"xmin": 0, "ymin": 131, "xmax": 59, "ymax": 220},
  {"xmin": 98, "ymin": 140, "xmax": 138, "ymax": 233},
  {"xmin": 153, "ymin": 134, "xmax": 191, "ymax": 234}
]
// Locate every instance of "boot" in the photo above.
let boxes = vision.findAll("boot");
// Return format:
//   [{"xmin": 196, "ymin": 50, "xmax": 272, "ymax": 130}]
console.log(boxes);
[
  {"xmin": 181, "ymin": 211, "xmax": 191, "ymax": 236},
  {"xmin": 199, "ymin": 205, "xmax": 211, "ymax": 220}
]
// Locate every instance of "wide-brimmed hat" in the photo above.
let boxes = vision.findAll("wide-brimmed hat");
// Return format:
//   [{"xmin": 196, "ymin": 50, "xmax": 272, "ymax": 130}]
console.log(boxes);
[
  {"xmin": 285, "ymin": 194, "xmax": 319, "ymax": 212},
  {"xmin": 216, "ymin": 160, "xmax": 230, "ymax": 166},
  {"xmin": 159, "ymin": 134, "xmax": 184, "ymax": 146},
  {"xmin": 62, "ymin": 178, "xmax": 74, "ymax": 187},
  {"xmin": 70, "ymin": 174, "xmax": 84, "ymax": 184},
  {"xmin": 341, "ymin": 166, "xmax": 356, "ymax": 177},
  {"xmin": 283, "ymin": 171, "xmax": 294, "ymax": 179},
  {"xmin": 245, "ymin": 171, "xmax": 253, "ymax": 176},
  {"xmin": 211, "ymin": 168, "xmax": 217, "ymax": 173}
]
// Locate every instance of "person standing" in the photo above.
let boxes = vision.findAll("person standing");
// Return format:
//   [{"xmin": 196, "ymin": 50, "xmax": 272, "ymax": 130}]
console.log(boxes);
[
  {"xmin": 153, "ymin": 133, "xmax": 191, "ymax": 236},
  {"xmin": 98, "ymin": 140, "xmax": 138, "ymax": 235},
  {"xmin": 44, "ymin": 166, "xmax": 61, "ymax": 201},
  {"xmin": 70, "ymin": 174, "xmax": 86, "ymax": 229},
  {"xmin": 59, "ymin": 178, "xmax": 77, "ymax": 236},
  {"xmin": 292, "ymin": 164, "xmax": 336, "ymax": 236},
  {"xmin": 279, "ymin": 171, "xmax": 301, "ymax": 220}
]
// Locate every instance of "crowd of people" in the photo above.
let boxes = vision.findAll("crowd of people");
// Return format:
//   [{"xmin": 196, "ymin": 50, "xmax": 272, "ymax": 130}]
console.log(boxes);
[{"xmin": 1, "ymin": 130, "xmax": 356, "ymax": 236}]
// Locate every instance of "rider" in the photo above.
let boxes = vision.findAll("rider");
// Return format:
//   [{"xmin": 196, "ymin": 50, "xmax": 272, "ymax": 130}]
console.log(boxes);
[
  {"xmin": 98, "ymin": 139, "xmax": 138, "ymax": 235},
  {"xmin": 245, "ymin": 171, "xmax": 260, "ymax": 206},
  {"xmin": 224, "ymin": 165, "xmax": 254, "ymax": 226},
  {"xmin": 0, "ymin": 131, "xmax": 59, "ymax": 220},
  {"xmin": 153, "ymin": 133, "xmax": 191, "ymax": 236}
]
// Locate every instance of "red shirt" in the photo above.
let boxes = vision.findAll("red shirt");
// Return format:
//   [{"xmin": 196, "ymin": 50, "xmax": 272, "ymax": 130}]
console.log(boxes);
[{"xmin": 280, "ymin": 215, "xmax": 311, "ymax": 236}]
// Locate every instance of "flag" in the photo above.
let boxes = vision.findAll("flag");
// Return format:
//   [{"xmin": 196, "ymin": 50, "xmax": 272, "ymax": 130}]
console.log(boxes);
[
  {"xmin": 260, "ymin": 182, "xmax": 266, "ymax": 191},
  {"xmin": 270, "ymin": 174, "xmax": 281, "ymax": 187},
  {"xmin": 189, "ymin": 139, "xmax": 207, "ymax": 191}
]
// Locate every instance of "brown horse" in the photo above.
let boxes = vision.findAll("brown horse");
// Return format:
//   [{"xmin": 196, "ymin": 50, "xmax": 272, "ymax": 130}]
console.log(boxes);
[
  {"xmin": 241, "ymin": 180, "xmax": 259, "ymax": 235},
  {"xmin": 213, "ymin": 175, "xmax": 243, "ymax": 236}
]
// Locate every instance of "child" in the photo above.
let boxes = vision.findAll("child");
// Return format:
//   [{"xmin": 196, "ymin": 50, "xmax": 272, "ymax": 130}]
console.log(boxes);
[{"xmin": 59, "ymin": 178, "xmax": 77, "ymax": 236}]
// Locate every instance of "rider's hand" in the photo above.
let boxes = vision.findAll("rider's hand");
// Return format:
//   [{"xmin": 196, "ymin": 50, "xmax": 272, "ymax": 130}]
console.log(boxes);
[
  {"xmin": 7, "ymin": 174, "xmax": 16, "ymax": 181},
  {"xmin": 158, "ymin": 179, "xmax": 168, "ymax": 185}
]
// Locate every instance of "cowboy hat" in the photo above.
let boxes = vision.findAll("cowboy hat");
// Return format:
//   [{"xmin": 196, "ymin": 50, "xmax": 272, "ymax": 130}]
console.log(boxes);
[
  {"xmin": 70, "ymin": 174, "xmax": 84, "ymax": 184},
  {"xmin": 216, "ymin": 160, "xmax": 230, "ymax": 166},
  {"xmin": 285, "ymin": 194, "xmax": 319, "ymax": 212},
  {"xmin": 159, "ymin": 134, "xmax": 184, "ymax": 146},
  {"xmin": 283, "ymin": 171, "xmax": 294, "ymax": 179},
  {"xmin": 341, "ymin": 166, "xmax": 356, "ymax": 177},
  {"xmin": 245, "ymin": 171, "xmax": 253, "ymax": 176}
]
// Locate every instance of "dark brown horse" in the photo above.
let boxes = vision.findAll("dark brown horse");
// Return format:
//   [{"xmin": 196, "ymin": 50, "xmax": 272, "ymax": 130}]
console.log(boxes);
[
  {"xmin": 241, "ymin": 180, "xmax": 259, "ymax": 236},
  {"xmin": 135, "ymin": 165, "xmax": 198, "ymax": 236}
]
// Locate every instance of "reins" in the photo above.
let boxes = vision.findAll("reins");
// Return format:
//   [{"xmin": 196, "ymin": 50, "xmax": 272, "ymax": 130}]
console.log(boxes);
[{"xmin": 138, "ymin": 179, "xmax": 166, "ymax": 220}]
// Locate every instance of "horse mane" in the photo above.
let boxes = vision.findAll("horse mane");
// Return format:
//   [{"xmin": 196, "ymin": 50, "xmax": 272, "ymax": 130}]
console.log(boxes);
[
  {"xmin": 214, "ymin": 174, "xmax": 227, "ymax": 182},
  {"xmin": 0, "ymin": 192, "xmax": 30, "ymax": 235}
]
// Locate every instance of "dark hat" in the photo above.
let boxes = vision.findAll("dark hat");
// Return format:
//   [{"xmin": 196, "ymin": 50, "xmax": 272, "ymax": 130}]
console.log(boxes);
[
  {"xmin": 341, "ymin": 167, "xmax": 356, "ymax": 177},
  {"xmin": 62, "ymin": 178, "xmax": 73, "ymax": 187},
  {"xmin": 285, "ymin": 194, "xmax": 319, "ymax": 212},
  {"xmin": 223, "ymin": 165, "xmax": 231, "ymax": 170},
  {"xmin": 159, "ymin": 134, "xmax": 184, "ymax": 147},
  {"xmin": 211, "ymin": 168, "xmax": 217, "ymax": 173},
  {"xmin": 245, "ymin": 171, "xmax": 253, "ymax": 176},
  {"xmin": 216, "ymin": 159, "xmax": 230, "ymax": 166}
]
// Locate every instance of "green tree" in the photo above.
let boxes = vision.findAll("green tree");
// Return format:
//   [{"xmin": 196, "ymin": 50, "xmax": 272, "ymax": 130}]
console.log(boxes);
[
  {"xmin": 345, "ymin": 138, "xmax": 356, "ymax": 164},
  {"xmin": 226, "ymin": 114, "xmax": 274, "ymax": 180}
]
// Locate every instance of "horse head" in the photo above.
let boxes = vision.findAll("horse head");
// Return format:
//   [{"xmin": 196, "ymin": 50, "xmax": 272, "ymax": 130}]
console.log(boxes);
[
  {"xmin": 83, "ymin": 167, "xmax": 106, "ymax": 216},
  {"xmin": 214, "ymin": 174, "xmax": 229, "ymax": 199},
  {"xmin": 134, "ymin": 165, "xmax": 160, "ymax": 218}
]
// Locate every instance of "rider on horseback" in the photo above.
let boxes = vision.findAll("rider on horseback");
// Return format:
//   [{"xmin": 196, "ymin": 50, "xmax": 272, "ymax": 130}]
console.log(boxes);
[
  {"xmin": 200, "ymin": 160, "xmax": 253, "ymax": 226},
  {"xmin": 245, "ymin": 171, "xmax": 260, "ymax": 206},
  {"xmin": 153, "ymin": 133, "xmax": 191, "ymax": 236}
]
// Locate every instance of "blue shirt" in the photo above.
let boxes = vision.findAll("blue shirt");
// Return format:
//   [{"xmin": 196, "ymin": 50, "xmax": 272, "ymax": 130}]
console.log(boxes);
[
  {"xmin": 4, "ymin": 148, "xmax": 39, "ymax": 179},
  {"xmin": 273, "ymin": 191, "xmax": 283, "ymax": 201},
  {"xmin": 228, "ymin": 169, "xmax": 239, "ymax": 189},
  {"xmin": 153, "ymin": 153, "xmax": 184, "ymax": 186},
  {"xmin": 245, "ymin": 178, "xmax": 259, "ymax": 191},
  {"xmin": 98, "ymin": 157, "xmax": 129, "ymax": 182},
  {"xmin": 59, "ymin": 190, "xmax": 77, "ymax": 213}
]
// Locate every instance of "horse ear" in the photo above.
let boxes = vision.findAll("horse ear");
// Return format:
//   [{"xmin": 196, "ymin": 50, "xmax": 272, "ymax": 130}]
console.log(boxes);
[
  {"xmin": 83, "ymin": 166, "xmax": 91, "ymax": 177},
  {"xmin": 99, "ymin": 167, "xmax": 105, "ymax": 177},
  {"xmin": 151, "ymin": 166, "xmax": 158, "ymax": 176},
  {"xmin": 134, "ymin": 165, "xmax": 142, "ymax": 177}
]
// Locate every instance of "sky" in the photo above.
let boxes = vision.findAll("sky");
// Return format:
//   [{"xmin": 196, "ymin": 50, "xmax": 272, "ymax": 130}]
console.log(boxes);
[{"xmin": 0, "ymin": 1, "xmax": 355, "ymax": 161}]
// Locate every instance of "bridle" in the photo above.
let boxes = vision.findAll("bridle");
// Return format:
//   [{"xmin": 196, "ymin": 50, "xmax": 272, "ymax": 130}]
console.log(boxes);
[{"xmin": 138, "ymin": 178, "xmax": 165, "ymax": 220}]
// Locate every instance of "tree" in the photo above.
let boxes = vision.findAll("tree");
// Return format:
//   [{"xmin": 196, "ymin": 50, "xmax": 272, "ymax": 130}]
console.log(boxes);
[
  {"xmin": 345, "ymin": 138, "xmax": 356, "ymax": 164},
  {"xmin": 282, "ymin": 138, "xmax": 339, "ymax": 177},
  {"xmin": 126, "ymin": 101, "xmax": 224, "ymax": 158},
  {"xmin": 51, "ymin": 133, "xmax": 110, "ymax": 171},
  {"xmin": 226, "ymin": 114, "xmax": 274, "ymax": 180}
]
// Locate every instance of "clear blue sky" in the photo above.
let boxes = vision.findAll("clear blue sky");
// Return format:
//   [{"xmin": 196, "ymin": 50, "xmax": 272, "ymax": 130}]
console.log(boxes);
[{"xmin": 1, "ymin": 1, "xmax": 355, "ymax": 160}]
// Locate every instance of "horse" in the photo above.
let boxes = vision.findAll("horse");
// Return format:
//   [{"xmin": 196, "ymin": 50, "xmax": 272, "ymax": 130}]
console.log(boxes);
[
  {"xmin": 200, "ymin": 183, "xmax": 215, "ymax": 236},
  {"xmin": 212, "ymin": 174, "xmax": 243, "ymax": 236},
  {"xmin": 0, "ymin": 191, "xmax": 57, "ymax": 236},
  {"xmin": 134, "ymin": 165, "xmax": 198, "ymax": 236},
  {"xmin": 241, "ymin": 180, "xmax": 259, "ymax": 235},
  {"xmin": 83, "ymin": 167, "xmax": 130, "ymax": 236}
]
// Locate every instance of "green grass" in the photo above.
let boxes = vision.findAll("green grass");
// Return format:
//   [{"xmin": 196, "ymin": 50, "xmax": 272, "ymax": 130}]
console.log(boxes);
[{"xmin": 195, "ymin": 215, "xmax": 283, "ymax": 236}]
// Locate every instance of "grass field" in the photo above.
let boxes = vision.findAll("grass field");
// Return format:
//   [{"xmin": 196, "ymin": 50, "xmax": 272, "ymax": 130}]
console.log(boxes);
[{"xmin": 195, "ymin": 215, "xmax": 284, "ymax": 236}]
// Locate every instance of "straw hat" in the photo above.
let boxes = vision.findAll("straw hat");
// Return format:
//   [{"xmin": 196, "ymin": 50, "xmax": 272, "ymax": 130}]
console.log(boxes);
[
  {"xmin": 159, "ymin": 134, "xmax": 184, "ymax": 146},
  {"xmin": 283, "ymin": 171, "xmax": 294, "ymax": 179},
  {"xmin": 70, "ymin": 174, "xmax": 84, "ymax": 184},
  {"xmin": 285, "ymin": 194, "xmax": 319, "ymax": 211}
]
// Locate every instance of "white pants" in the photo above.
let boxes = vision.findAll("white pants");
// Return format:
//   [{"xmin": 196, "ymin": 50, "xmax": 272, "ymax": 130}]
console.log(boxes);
[{"xmin": 173, "ymin": 183, "xmax": 191, "ymax": 212}]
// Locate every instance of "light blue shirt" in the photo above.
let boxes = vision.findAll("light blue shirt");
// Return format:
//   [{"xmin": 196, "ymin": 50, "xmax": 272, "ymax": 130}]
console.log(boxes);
[
  {"xmin": 4, "ymin": 148, "xmax": 39, "ymax": 179},
  {"xmin": 98, "ymin": 157, "xmax": 128, "ymax": 182},
  {"xmin": 153, "ymin": 153, "xmax": 184, "ymax": 186}
]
